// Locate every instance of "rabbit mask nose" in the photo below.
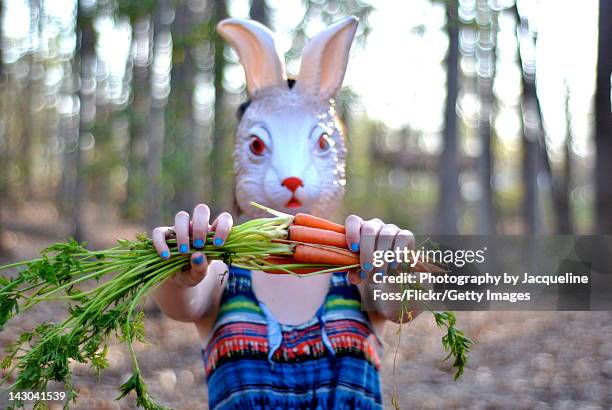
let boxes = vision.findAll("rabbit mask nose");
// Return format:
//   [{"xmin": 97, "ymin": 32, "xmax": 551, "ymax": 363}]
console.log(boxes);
[{"xmin": 281, "ymin": 177, "xmax": 304, "ymax": 193}]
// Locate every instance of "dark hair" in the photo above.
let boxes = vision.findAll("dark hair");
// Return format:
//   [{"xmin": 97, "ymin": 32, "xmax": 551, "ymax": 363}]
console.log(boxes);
[{"xmin": 236, "ymin": 79, "xmax": 297, "ymax": 120}]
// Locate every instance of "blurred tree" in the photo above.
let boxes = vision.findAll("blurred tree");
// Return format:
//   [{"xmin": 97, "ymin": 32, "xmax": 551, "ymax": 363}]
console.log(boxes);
[
  {"xmin": 167, "ymin": 0, "xmax": 205, "ymax": 213},
  {"xmin": 19, "ymin": 0, "xmax": 36, "ymax": 198},
  {"xmin": 118, "ymin": 0, "xmax": 158, "ymax": 221},
  {"xmin": 438, "ymin": 0, "xmax": 460, "ymax": 234},
  {"xmin": 558, "ymin": 85, "xmax": 574, "ymax": 233},
  {"xmin": 124, "ymin": 14, "xmax": 153, "ymax": 220},
  {"xmin": 210, "ymin": 0, "xmax": 229, "ymax": 214},
  {"xmin": 90, "ymin": 1, "xmax": 114, "ymax": 222},
  {"xmin": 146, "ymin": 0, "xmax": 173, "ymax": 230},
  {"xmin": 514, "ymin": 3, "xmax": 570, "ymax": 234},
  {"xmin": 595, "ymin": 0, "xmax": 612, "ymax": 233},
  {"xmin": 513, "ymin": 4, "xmax": 540, "ymax": 235},
  {"xmin": 70, "ymin": 0, "xmax": 97, "ymax": 241},
  {"xmin": 475, "ymin": 0, "xmax": 497, "ymax": 234}
]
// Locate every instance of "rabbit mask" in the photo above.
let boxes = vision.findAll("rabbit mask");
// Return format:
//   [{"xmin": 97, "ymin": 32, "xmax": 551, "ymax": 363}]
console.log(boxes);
[{"xmin": 217, "ymin": 16, "xmax": 358, "ymax": 218}]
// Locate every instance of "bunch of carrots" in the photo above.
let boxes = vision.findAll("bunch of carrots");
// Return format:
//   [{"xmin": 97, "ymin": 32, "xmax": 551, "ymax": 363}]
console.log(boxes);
[{"xmin": 0, "ymin": 203, "xmax": 472, "ymax": 409}]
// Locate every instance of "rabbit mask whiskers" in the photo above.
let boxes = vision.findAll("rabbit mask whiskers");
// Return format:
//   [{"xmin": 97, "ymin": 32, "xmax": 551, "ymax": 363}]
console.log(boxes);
[{"xmin": 217, "ymin": 16, "xmax": 358, "ymax": 218}]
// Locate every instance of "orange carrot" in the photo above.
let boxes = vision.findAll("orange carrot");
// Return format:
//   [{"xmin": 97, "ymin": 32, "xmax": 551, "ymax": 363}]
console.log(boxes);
[
  {"xmin": 288, "ymin": 226, "xmax": 348, "ymax": 249},
  {"xmin": 293, "ymin": 213, "xmax": 345, "ymax": 234},
  {"xmin": 263, "ymin": 256, "xmax": 301, "ymax": 264},
  {"xmin": 293, "ymin": 244, "xmax": 359, "ymax": 266}
]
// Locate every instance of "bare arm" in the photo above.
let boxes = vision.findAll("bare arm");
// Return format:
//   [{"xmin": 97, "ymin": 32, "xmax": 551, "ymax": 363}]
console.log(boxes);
[
  {"xmin": 152, "ymin": 261, "xmax": 227, "ymax": 322},
  {"xmin": 150, "ymin": 204, "xmax": 233, "ymax": 322}
]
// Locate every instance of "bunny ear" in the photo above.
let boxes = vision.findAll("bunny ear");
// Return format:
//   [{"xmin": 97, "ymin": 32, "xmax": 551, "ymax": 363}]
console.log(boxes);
[
  {"xmin": 217, "ymin": 18, "xmax": 286, "ymax": 96},
  {"xmin": 295, "ymin": 16, "xmax": 358, "ymax": 101}
]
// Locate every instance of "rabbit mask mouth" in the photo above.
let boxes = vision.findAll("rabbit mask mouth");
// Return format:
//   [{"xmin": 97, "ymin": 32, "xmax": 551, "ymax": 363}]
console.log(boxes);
[
  {"xmin": 217, "ymin": 16, "xmax": 357, "ymax": 217},
  {"xmin": 286, "ymin": 197, "xmax": 302, "ymax": 208}
]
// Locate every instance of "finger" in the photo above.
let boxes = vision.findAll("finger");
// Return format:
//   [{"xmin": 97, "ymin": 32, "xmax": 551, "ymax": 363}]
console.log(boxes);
[
  {"xmin": 345, "ymin": 214, "xmax": 364, "ymax": 253},
  {"xmin": 347, "ymin": 268, "xmax": 363, "ymax": 285},
  {"xmin": 211, "ymin": 212, "xmax": 233, "ymax": 246},
  {"xmin": 393, "ymin": 229, "xmax": 415, "ymax": 270},
  {"xmin": 192, "ymin": 204, "xmax": 211, "ymax": 248},
  {"xmin": 360, "ymin": 219, "xmax": 384, "ymax": 274},
  {"xmin": 183, "ymin": 252, "xmax": 208, "ymax": 286},
  {"xmin": 153, "ymin": 227, "xmax": 171, "ymax": 259},
  {"xmin": 175, "ymin": 211, "xmax": 190, "ymax": 254},
  {"xmin": 375, "ymin": 224, "xmax": 400, "ymax": 274}
]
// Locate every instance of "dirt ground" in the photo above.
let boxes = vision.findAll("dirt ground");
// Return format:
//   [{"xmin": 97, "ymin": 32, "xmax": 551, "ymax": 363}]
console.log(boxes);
[{"xmin": 1, "ymin": 206, "xmax": 611, "ymax": 409}]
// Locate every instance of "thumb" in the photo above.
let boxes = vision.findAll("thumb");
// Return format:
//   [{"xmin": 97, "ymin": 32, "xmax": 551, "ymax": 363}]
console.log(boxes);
[
  {"xmin": 347, "ymin": 268, "xmax": 366, "ymax": 285},
  {"xmin": 184, "ymin": 252, "xmax": 208, "ymax": 286}
]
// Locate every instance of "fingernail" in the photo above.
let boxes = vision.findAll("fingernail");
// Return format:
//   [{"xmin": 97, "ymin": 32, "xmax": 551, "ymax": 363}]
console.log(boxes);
[
  {"xmin": 193, "ymin": 255, "xmax": 204, "ymax": 265},
  {"xmin": 213, "ymin": 237, "xmax": 223, "ymax": 246},
  {"xmin": 390, "ymin": 261, "xmax": 399, "ymax": 269},
  {"xmin": 179, "ymin": 244, "xmax": 188, "ymax": 253},
  {"xmin": 193, "ymin": 239, "xmax": 204, "ymax": 248},
  {"xmin": 350, "ymin": 243, "xmax": 360, "ymax": 252},
  {"xmin": 359, "ymin": 270, "xmax": 367, "ymax": 280},
  {"xmin": 363, "ymin": 263, "xmax": 373, "ymax": 272},
  {"xmin": 160, "ymin": 251, "xmax": 170, "ymax": 259}
]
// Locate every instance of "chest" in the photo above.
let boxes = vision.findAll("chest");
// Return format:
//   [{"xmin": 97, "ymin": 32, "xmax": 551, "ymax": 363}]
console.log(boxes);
[{"xmin": 250, "ymin": 271, "xmax": 331, "ymax": 325}]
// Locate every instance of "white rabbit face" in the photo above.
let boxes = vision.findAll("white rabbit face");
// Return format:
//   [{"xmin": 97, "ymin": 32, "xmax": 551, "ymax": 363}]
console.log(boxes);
[
  {"xmin": 217, "ymin": 16, "xmax": 357, "ymax": 217},
  {"xmin": 234, "ymin": 88, "xmax": 346, "ymax": 217}
]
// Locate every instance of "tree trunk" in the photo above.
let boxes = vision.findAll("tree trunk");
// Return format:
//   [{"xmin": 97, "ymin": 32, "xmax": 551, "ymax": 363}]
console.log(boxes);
[
  {"xmin": 146, "ymin": 0, "xmax": 173, "ymax": 231},
  {"xmin": 73, "ymin": 1, "xmax": 96, "ymax": 241},
  {"xmin": 595, "ymin": 0, "xmax": 612, "ymax": 233},
  {"xmin": 210, "ymin": 0, "xmax": 229, "ymax": 215},
  {"xmin": 476, "ymin": 2, "xmax": 496, "ymax": 234},
  {"xmin": 20, "ymin": 54, "xmax": 33, "ymax": 197},
  {"xmin": 169, "ymin": 0, "xmax": 204, "ymax": 213},
  {"xmin": 513, "ymin": 5, "xmax": 540, "ymax": 235},
  {"xmin": 437, "ymin": 1, "xmax": 460, "ymax": 234},
  {"xmin": 556, "ymin": 88, "xmax": 573, "ymax": 233},
  {"xmin": 124, "ymin": 15, "xmax": 153, "ymax": 221}
]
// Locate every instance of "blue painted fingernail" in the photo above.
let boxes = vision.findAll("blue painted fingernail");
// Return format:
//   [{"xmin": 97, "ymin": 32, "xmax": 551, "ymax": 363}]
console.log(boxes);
[
  {"xmin": 359, "ymin": 270, "xmax": 367, "ymax": 280},
  {"xmin": 193, "ymin": 255, "xmax": 204, "ymax": 265},
  {"xmin": 214, "ymin": 237, "xmax": 223, "ymax": 246},
  {"xmin": 179, "ymin": 244, "xmax": 188, "ymax": 253},
  {"xmin": 390, "ymin": 261, "xmax": 399, "ymax": 269},
  {"xmin": 160, "ymin": 251, "xmax": 169, "ymax": 259},
  {"xmin": 350, "ymin": 243, "xmax": 360, "ymax": 252},
  {"xmin": 193, "ymin": 239, "xmax": 204, "ymax": 248},
  {"xmin": 363, "ymin": 263, "xmax": 373, "ymax": 272}
]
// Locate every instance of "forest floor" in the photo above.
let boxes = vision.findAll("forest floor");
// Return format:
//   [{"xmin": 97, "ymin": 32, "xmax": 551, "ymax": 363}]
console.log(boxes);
[{"xmin": 1, "ymin": 203, "xmax": 611, "ymax": 409}]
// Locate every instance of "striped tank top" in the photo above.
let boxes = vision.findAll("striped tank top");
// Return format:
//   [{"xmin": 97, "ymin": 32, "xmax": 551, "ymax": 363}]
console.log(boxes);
[{"xmin": 202, "ymin": 266, "xmax": 383, "ymax": 410}]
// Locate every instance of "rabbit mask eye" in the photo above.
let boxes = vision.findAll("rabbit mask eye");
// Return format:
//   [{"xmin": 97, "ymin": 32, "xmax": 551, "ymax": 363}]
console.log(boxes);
[
  {"xmin": 249, "ymin": 135, "xmax": 267, "ymax": 156},
  {"xmin": 317, "ymin": 133, "xmax": 331, "ymax": 153}
]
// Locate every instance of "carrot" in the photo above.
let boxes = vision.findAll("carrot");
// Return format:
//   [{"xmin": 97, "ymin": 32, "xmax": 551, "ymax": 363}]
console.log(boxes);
[
  {"xmin": 288, "ymin": 226, "xmax": 348, "ymax": 249},
  {"xmin": 293, "ymin": 244, "xmax": 359, "ymax": 266},
  {"xmin": 293, "ymin": 213, "xmax": 345, "ymax": 234},
  {"xmin": 263, "ymin": 256, "xmax": 301, "ymax": 265}
]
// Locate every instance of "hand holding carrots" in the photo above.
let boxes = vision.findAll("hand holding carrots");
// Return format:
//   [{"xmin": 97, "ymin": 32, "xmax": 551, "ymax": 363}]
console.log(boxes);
[
  {"xmin": 152, "ymin": 204, "xmax": 234, "ymax": 287},
  {"xmin": 261, "ymin": 211, "xmax": 415, "ymax": 283},
  {"xmin": 344, "ymin": 215, "xmax": 415, "ymax": 284}
]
